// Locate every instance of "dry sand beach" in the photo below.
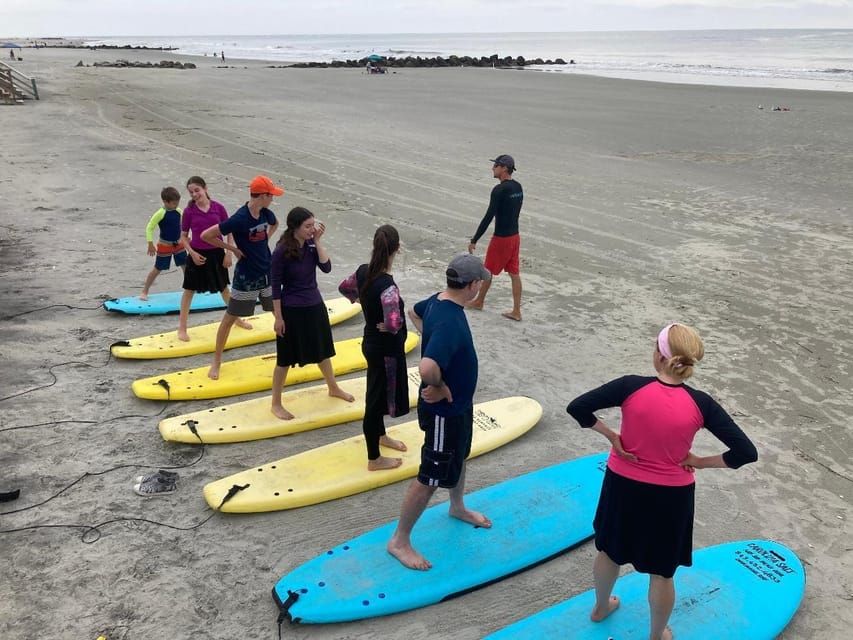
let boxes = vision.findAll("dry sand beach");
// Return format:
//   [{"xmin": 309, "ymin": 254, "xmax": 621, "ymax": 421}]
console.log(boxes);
[{"xmin": 1, "ymin": 46, "xmax": 852, "ymax": 639}]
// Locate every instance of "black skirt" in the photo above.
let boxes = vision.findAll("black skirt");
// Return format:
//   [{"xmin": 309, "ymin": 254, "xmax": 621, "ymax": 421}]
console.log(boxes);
[
  {"xmin": 275, "ymin": 302, "xmax": 335, "ymax": 368},
  {"xmin": 593, "ymin": 467, "xmax": 695, "ymax": 578},
  {"xmin": 182, "ymin": 247, "xmax": 230, "ymax": 294}
]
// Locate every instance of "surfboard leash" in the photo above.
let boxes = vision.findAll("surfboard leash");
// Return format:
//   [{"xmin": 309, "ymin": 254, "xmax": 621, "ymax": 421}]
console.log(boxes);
[
  {"xmin": 182, "ymin": 419, "xmax": 204, "ymax": 443},
  {"xmin": 276, "ymin": 590, "xmax": 301, "ymax": 637},
  {"xmin": 215, "ymin": 483, "xmax": 250, "ymax": 510}
]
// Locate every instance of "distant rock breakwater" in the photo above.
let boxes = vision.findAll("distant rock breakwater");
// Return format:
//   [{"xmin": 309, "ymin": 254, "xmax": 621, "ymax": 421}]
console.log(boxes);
[
  {"xmin": 284, "ymin": 55, "xmax": 570, "ymax": 69},
  {"xmin": 77, "ymin": 59, "xmax": 196, "ymax": 69}
]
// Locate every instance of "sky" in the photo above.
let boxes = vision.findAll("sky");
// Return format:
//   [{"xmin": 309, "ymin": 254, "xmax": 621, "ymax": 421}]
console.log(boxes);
[{"xmin": 2, "ymin": 0, "xmax": 853, "ymax": 37}]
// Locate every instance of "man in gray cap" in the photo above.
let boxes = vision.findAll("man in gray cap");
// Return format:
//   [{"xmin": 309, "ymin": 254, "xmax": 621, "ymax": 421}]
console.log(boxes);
[
  {"xmin": 467, "ymin": 154, "xmax": 524, "ymax": 321},
  {"xmin": 387, "ymin": 253, "xmax": 492, "ymax": 570}
]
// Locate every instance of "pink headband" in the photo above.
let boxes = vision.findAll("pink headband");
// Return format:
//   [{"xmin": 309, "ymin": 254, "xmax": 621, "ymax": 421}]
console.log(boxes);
[{"xmin": 657, "ymin": 323, "xmax": 676, "ymax": 360}]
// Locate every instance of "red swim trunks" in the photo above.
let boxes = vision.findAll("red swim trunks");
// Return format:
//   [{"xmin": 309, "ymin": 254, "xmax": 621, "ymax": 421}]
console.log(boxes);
[{"xmin": 483, "ymin": 234, "xmax": 520, "ymax": 276}]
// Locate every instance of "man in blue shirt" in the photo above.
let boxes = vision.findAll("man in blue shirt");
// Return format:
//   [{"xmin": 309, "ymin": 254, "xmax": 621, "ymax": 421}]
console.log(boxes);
[{"xmin": 387, "ymin": 253, "xmax": 492, "ymax": 570}]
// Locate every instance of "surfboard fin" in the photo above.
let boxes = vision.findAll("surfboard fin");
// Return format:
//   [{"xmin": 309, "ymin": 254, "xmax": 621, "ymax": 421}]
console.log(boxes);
[
  {"xmin": 110, "ymin": 340, "xmax": 132, "ymax": 348},
  {"xmin": 215, "ymin": 483, "xmax": 250, "ymax": 510}
]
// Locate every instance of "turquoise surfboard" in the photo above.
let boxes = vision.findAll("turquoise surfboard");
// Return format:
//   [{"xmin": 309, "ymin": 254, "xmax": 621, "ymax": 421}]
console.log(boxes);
[
  {"xmin": 103, "ymin": 291, "xmax": 225, "ymax": 315},
  {"xmin": 485, "ymin": 539, "xmax": 805, "ymax": 639},
  {"xmin": 272, "ymin": 452, "xmax": 608, "ymax": 624}
]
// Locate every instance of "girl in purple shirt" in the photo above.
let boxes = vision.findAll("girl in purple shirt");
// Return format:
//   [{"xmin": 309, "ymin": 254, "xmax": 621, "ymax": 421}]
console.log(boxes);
[
  {"xmin": 269, "ymin": 207, "xmax": 354, "ymax": 420},
  {"xmin": 177, "ymin": 176, "xmax": 250, "ymax": 341},
  {"xmin": 567, "ymin": 323, "xmax": 757, "ymax": 640}
]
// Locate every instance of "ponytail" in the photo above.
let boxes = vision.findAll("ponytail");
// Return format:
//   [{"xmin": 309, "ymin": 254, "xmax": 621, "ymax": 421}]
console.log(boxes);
[{"xmin": 359, "ymin": 225, "xmax": 400, "ymax": 301}]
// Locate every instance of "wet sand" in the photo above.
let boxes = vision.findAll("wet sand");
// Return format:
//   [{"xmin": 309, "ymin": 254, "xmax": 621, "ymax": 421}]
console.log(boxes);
[{"xmin": 1, "ymin": 46, "xmax": 851, "ymax": 639}]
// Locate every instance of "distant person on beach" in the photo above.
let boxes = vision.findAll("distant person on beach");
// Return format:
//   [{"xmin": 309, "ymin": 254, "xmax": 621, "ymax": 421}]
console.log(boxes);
[
  {"xmin": 466, "ymin": 154, "xmax": 524, "ymax": 321},
  {"xmin": 221, "ymin": 51, "xmax": 225, "ymax": 62},
  {"xmin": 140, "ymin": 186, "xmax": 186, "ymax": 301},
  {"xmin": 566, "ymin": 323, "xmax": 758, "ymax": 640},
  {"xmin": 203, "ymin": 175, "xmax": 281, "ymax": 380},
  {"xmin": 339, "ymin": 224, "xmax": 410, "ymax": 470},
  {"xmin": 9, "ymin": 49, "xmax": 15, "ymax": 60},
  {"xmin": 176, "ymin": 176, "xmax": 249, "ymax": 341},
  {"xmin": 387, "ymin": 253, "xmax": 493, "ymax": 570},
  {"xmin": 268, "ymin": 206, "xmax": 354, "ymax": 418}
]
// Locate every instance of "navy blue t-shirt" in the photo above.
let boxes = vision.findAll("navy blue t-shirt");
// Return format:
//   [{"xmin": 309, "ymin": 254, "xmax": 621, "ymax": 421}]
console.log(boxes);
[
  {"xmin": 219, "ymin": 204, "xmax": 277, "ymax": 281},
  {"xmin": 413, "ymin": 293, "xmax": 478, "ymax": 417}
]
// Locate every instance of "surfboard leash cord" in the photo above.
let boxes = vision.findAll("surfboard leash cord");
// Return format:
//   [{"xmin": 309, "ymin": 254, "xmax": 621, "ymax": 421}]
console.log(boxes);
[
  {"xmin": 214, "ymin": 483, "xmax": 250, "ymax": 510},
  {"xmin": 0, "ymin": 446, "xmax": 216, "ymax": 543},
  {"xmin": 276, "ymin": 590, "xmax": 301, "ymax": 638}
]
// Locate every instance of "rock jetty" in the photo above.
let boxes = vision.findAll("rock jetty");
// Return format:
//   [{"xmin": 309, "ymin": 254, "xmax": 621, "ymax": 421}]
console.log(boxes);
[
  {"xmin": 283, "ymin": 54, "xmax": 568, "ymax": 69},
  {"xmin": 77, "ymin": 60, "xmax": 196, "ymax": 69}
]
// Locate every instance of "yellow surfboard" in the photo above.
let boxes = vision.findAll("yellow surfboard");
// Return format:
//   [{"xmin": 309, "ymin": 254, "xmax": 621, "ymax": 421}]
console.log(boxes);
[
  {"xmin": 159, "ymin": 368, "xmax": 422, "ymax": 444},
  {"xmin": 131, "ymin": 333, "xmax": 419, "ymax": 401},
  {"xmin": 203, "ymin": 397, "xmax": 541, "ymax": 513},
  {"xmin": 111, "ymin": 297, "xmax": 361, "ymax": 360}
]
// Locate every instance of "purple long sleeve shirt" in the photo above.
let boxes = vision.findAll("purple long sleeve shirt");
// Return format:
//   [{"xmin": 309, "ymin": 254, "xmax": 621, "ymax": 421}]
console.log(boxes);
[{"xmin": 270, "ymin": 239, "xmax": 331, "ymax": 307}]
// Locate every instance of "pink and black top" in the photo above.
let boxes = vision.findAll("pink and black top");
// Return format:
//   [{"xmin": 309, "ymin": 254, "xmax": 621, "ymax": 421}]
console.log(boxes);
[
  {"xmin": 567, "ymin": 376, "xmax": 757, "ymax": 487},
  {"xmin": 339, "ymin": 265, "xmax": 406, "ymax": 357}
]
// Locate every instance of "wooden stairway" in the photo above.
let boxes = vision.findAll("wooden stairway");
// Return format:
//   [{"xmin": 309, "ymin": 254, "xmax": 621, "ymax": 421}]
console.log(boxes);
[{"xmin": 0, "ymin": 61, "xmax": 38, "ymax": 104}]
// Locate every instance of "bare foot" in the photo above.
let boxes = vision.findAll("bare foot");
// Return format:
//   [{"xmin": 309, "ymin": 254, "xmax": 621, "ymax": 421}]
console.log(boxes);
[
  {"xmin": 235, "ymin": 318, "xmax": 253, "ymax": 330},
  {"xmin": 271, "ymin": 405, "xmax": 294, "ymax": 420},
  {"xmin": 661, "ymin": 626, "xmax": 674, "ymax": 640},
  {"xmin": 379, "ymin": 435, "xmax": 407, "ymax": 452},
  {"xmin": 368, "ymin": 456, "xmax": 403, "ymax": 471},
  {"xmin": 501, "ymin": 311, "xmax": 522, "ymax": 322},
  {"xmin": 329, "ymin": 386, "xmax": 355, "ymax": 402},
  {"xmin": 465, "ymin": 301, "xmax": 483, "ymax": 310},
  {"xmin": 449, "ymin": 507, "xmax": 492, "ymax": 528},
  {"xmin": 387, "ymin": 537, "xmax": 432, "ymax": 570},
  {"xmin": 139, "ymin": 292, "xmax": 149, "ymax": 301},
  {"xmin": 589, "ymin": 595, "xmax": 620, "ymax": 622},
  {"xmin": 176, "ymin": 330, "xmax": 190, "ymax": 342},
  {"xmin": 207, "ymin": 364, "xmax": 220, "ymax": 380}
]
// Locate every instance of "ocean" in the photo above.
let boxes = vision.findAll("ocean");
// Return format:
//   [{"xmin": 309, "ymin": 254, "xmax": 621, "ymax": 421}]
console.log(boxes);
[{"xmin": 83, "ymin": 30, "xmax": 853, "ymax": 92}]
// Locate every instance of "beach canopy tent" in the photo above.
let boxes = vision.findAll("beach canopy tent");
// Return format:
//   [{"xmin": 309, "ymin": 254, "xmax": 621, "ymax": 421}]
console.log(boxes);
[{"xmin": 1, "ymin": 43, "xmax": 22, "ymax": 48}]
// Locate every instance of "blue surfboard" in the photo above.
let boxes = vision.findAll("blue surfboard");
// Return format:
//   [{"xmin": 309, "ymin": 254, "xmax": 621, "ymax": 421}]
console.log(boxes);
[
  {"xmin": 485, "ymin": 539, "xmax": 805, "ymax": 640},
  {"xmin": 103, "ymin": 291, "xmax": 225, "ymax": 315},
  {"xmin": 273, "ymin": 452, "xmax": 608, "ymax": 624}
]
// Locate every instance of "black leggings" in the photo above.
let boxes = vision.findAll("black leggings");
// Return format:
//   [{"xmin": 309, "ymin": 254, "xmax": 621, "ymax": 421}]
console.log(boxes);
[{"xmin": 362, "ymin": 352, "xmax": 409, "ymax": 459}]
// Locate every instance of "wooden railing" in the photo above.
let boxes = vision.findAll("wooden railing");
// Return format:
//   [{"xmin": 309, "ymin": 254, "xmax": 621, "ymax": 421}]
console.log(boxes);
[{"xmin": 0, "ymin": 60, "xmax": 39, "ymax": 104}]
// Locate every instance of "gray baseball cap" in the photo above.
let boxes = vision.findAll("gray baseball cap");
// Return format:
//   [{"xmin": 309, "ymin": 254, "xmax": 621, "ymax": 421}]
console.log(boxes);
[
  {"xmin": 446, "ymin": 253, "xmax": 492, "ymax": 284},
  {"xmin": 490, "ymin": 154, "xmax": 516, "ymax": 171}
]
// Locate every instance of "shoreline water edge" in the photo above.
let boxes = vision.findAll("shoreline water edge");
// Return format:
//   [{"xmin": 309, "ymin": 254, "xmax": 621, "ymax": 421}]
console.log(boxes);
[
  {"xmin": 2, "ymin": 29, "xmax": 852, "ymax": 92},
  {"xmin": 0, "ymin": 41, "xmax": 851, "ymax": 640}
]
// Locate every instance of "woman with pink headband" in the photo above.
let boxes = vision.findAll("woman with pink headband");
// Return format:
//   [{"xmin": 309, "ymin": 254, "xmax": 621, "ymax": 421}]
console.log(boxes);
[{"xmin": 567, "ymin": 323, "xmax": 757, "ymax": 640}]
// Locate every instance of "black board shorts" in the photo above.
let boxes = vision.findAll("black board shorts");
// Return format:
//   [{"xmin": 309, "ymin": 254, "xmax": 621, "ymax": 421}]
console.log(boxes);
[{"xmin": 416, "ymin": 405, "xmax": 473, "ymax": 489}]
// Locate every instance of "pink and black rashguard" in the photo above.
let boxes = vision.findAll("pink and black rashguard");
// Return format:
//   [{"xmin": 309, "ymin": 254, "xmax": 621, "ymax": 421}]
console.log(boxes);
[{"xmin": 567, "ymin": 375, "xmax": 757, "ymax": 486}]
